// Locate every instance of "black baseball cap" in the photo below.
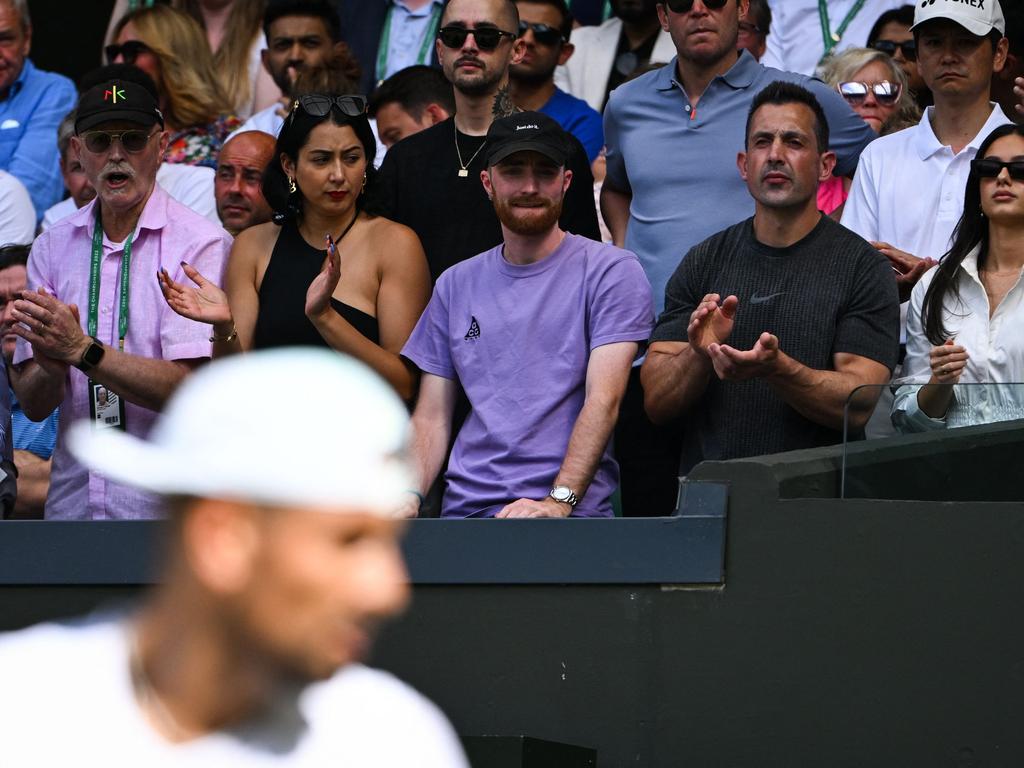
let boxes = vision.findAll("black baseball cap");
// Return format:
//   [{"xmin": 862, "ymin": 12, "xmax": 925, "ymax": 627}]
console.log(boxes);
[
  {"xmin": 75, "ymin": 79, "xmax": 165, "ymax": 134},
  {"xmin": 485, "ymin": 111, "xmax": 569, "ymax": 167}
]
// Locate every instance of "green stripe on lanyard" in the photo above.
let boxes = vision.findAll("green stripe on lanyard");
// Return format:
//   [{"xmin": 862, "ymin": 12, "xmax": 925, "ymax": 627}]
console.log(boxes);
[
  {"xmin": 375, "ymin": 2, "xmax": 444, "ymax": 84},
  {"xmin": 818, "ymin": 0, "xmax": 866, "ymax": 59},
  {"xmin": 88, "ymin": 206, "xmax": 133, "ymax": 351}
]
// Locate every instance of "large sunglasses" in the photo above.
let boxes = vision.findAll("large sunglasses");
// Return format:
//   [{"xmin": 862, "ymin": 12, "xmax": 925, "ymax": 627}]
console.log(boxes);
[
  {"xmin": 104, "ymin": 40, "xmax": 152, "ymax": 65},
  {"xmin": 79, "ymin": 129, "xmax": 157, "ymax": 154},
  {"xmin": 663, "ymin": 0, "xmax": 728, "ymax": 14},
  {"xmin": 837, "ymin": 80, "xmax": 901, "ymax": 107},
  {"xmin": 871, "ymin": 39, "xmax": 917, "ymax": 62},
  {"xmin": 973, "ymin": 158, "xmax": 1024, "ymax": 181},
  {"xmin": 438, "ymin": 25, "xmax": 518, "ymax": 51},
  {"xmin": 290, "ymin": 94, "xmax": 367, "ymax": 119},
  {"xmin": 518, "ymin": 21, "xmax": 565, "ymax": 46}
]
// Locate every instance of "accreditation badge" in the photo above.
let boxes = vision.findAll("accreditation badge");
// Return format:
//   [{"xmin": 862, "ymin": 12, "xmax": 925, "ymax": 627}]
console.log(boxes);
[{"xmin": 88, "ymin": 380, "xmax": 126, "ymax": 431}]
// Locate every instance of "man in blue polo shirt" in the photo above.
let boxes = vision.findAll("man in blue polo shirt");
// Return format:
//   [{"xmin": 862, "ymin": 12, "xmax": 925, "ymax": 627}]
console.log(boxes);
[{"xmin": 0, "ymin": 0, "xmax": 76, "ymax": 220}]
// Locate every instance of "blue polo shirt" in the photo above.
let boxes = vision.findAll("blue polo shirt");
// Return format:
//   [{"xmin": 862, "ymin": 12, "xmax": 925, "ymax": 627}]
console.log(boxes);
[
  {"xmin": 604, "ymin": 50, "xmax": 875, "ymax": 315},
  {"xmin": 0, "ymin": 60, "xmax": 76, "ymax": 221},
  {"xmin": 540, "ymin": 87, "xmax": 604, "ymax": 164}
]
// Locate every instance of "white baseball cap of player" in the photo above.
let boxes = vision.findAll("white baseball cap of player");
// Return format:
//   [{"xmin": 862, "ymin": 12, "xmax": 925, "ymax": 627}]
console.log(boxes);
[
  {"xmin": 912, "ymin": 0, "xmax": 1005, "ymax": 38},
  {"xmin": 68, "ymin": 349, "xmax": 413, "ymax": 514}
]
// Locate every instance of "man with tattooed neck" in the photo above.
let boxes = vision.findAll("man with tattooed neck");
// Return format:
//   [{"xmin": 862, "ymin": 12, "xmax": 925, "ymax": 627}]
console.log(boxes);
[{"xmin": 367, "ymin": 0, "xmax": 600, "ymax": 281}]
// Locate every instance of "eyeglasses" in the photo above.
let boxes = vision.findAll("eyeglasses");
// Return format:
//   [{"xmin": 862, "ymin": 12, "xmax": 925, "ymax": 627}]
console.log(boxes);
[
  {"xmin": 973, "ymin": 158, "xmax": 1024, "ymax": 181},
  {"xmin": 663, "ymin": 0, "xmax": 728, "ymax": 14},
  {"xmin": 738, "ymin": 21, "xmax": 762, "ymax": 36},
  {"xmin": 871, "ymin": 39, "xmax": 917, "ymax": 62},
  {"xmin": 104, "ymin": 40, "xmax": 152, "ymax": 65},
  {"xmin": 290, "ymin": 94, "xmax": 367, "ymax": 119},
  {"xmin": 837, "ymin": 80, "xmax": 901, "ymax": 107},
  {"xmin": 79, "ymin": 129, "xmax": 157, "ymax": 154},
  {"xmin": 518, "ymin": 21, "xmax": 565, "ymax": 46},
  {"xmin": 438, "ymin": 25, "xmax": 518, "ymax": 51}
]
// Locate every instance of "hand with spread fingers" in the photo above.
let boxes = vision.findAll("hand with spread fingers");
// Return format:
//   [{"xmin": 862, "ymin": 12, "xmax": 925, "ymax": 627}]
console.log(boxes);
[
  {"xmin": 688, "ymin": 293, "xmax": 738, "ymax": 358},
  {"xmin": 871, "ymin": 241, "xmax": 937, "ymax": 303},
  {"xmin": 495, "ymin": 497, "xmax": 571, "ymax": 519},
  {"xmin": 10, "ymin": 288, "xmax": 88, "ymax": 368},
  {"xmin": 305, "ymin": 236, "xmax": 342, "ymax": 320},
  {"xmin": 707, "ymin": 331, "xmax": 781, "ymax": 382},
  {"xmin": 929, "ymin": 339, "xmax": 968, "ymax": 384},
  {"xmin": 158, "ymin": 263, "xmax": 232, "ymax": 325}
]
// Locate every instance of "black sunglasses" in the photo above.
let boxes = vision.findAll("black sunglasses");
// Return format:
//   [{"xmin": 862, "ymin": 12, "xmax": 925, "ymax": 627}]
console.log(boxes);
[
  {"xmin": 663, "ymin": 0, "xmax": 728, "ymax": 14},
  {"xmin": 871, "ymin": 39, "xmax": 917, "ymax": 62},
  {"xmin": 438, "ymin": 25, "xmax": 518, "ymax": 51},
  {"xmin": 973, "ymin": 158, "xmax": 1024, "ymax": 181},
  {"xmin": 518, "ymin": 21, "xmax": 565, "ymax": 46},
  {"xmin": 104, "ymin": 40, "xmax": 152, "ymax": 65},
  {"xmin": 290, "ymin": 94, "xmax": 367, "ymax": 119},
  {"xmin": 837, "ymin": 80, "xmax": 901, "ymax": 107},
  {"xmin": 79, "ymin": 129, "xmax": 157, "ymax": 154}
]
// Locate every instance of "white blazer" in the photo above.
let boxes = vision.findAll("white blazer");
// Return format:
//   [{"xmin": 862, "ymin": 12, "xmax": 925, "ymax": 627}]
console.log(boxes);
[{"xmin": 554, "ymin": 17, "xmax": 677, "ymax": 112}]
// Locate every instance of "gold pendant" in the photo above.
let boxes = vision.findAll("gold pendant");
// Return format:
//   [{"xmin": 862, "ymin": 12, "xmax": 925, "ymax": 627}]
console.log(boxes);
[{"xmin": 458, "ymin": 169, "xmax": 469, "ymax": 178}]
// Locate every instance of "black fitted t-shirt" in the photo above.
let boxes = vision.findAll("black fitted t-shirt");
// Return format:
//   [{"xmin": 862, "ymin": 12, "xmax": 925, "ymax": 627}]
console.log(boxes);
[
  {"xmin": 367, "ymin": 117, "xmax": 601, "ymax": 282},
  {"xmin": 651, "ymin": 215, "xmax": 900, "ymax": 473}
]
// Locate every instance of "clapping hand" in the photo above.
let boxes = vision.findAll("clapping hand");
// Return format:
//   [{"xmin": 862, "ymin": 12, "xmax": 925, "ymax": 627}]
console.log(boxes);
[
  {"xmin": 10, "ymin": 288, "xmax": 83, "ymax": 375},
  {"xmin": 158, "ymin": 263, "xmax": 231, "ymax": 325},
  {"xmin": 929, "ymin": 339, "xmax": 967, "ymax": 384},
  {"xmin": 688, "ymin": 293, "xmax": 738, "ymax": 358},
  {"xmin": 707, "ymin": 331, "xmax": 781, "ymax": 381},
  {"xmin": 305, "ymin": 234, "xmax": 342, "ymax": 320}
]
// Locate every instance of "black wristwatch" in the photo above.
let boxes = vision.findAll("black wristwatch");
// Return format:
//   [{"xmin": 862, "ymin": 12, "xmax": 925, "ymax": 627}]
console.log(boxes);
[{"xmin": 74, "ymin": 337, "xmax": 105, "ymax": 372}]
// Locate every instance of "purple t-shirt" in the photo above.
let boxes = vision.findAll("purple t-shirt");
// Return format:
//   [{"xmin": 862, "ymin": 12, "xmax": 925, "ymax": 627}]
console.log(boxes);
[{"xmin": 402, "ymin": 233, "xmax": 653, "ymax": 518}]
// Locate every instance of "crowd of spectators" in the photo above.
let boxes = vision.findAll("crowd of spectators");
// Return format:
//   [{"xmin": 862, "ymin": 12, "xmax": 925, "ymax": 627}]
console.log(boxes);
[{"xmin": 1, "ymin": 0, "xmax": 1023, "ymax": 521}]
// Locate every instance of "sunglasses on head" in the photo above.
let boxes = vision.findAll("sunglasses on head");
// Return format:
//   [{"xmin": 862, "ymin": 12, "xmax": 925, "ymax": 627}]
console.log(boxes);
[
  {"xmin": 438, "ymin": 25, "xmax": 518, "ymax": 51},
  {"xmin": 518, "ymin": 21, "xmax": 565, "ymax": 46},
  {"xmin": 871, "ymin": 39, "xmax": 917, "ymax": 62},
  {"xmin": 104, "ymin": 40, "xmax": 152, "ymax": 65},
  {"xmin": 290, "ymin": 94, "xmax": 367, "ymax": 119},
  {"xmin": 837, "ymin": 80, "xmax": 901, "ymax": 106},
  {"xmin": 79, "ymin": 129, "xmax": 157, "ymax": 154},
  {"xmin": 973, "ymin": 158, "xmax": 1024, "ymax": 181},
  {"xmin": 663, "ymin": 0, "xmax": 728, "ymax": 14}
]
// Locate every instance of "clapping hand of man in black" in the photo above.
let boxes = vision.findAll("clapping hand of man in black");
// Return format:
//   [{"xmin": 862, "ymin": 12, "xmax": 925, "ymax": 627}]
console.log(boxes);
[
  {"xmin": 10, "ymin": 288, "xmax": 84, "ymax": 375},
  {"xmin": 688, "ymin": 293, "xmax": 738, "ymax": 360},
  {"xmin": 708, "ymin": 331, "xmax": 781, "ymax": 381}
]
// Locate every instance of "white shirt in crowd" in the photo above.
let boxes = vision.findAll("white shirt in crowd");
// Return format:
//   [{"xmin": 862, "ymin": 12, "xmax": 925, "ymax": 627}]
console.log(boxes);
[
  {"xmin": 0, "ymin": 170, "xmax": 35, "ymax": 245},
  {"xmin": 893, "ymin": 246, "xmax": 1024, "ymax": 432},
  {"xmin": 41, "ymin": 163, "xmax": 220, "ymax": 231},
  {"xmin": 761, "ymin": 0, "xmax": 907, "ymax": 76},
  {"xmin": 0, "ymin": 616, "xmax": 470, "ymax": 768}
]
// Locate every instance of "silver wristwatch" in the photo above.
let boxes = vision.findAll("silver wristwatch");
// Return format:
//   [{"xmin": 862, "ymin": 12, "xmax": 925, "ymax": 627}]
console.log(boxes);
[{"xmin": 548, "ymin": 485, "xmax": 578, "ymax": 509}]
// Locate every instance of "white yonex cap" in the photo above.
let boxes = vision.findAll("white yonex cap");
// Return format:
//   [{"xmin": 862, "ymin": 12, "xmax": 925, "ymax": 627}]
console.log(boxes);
[
  {"xmin": 68, "ymin": 349, "xmax": 413, "ymax": 514},
  {"xmin": 912, "ymin": 0, "xmax": 1005, "ymax": 38}
]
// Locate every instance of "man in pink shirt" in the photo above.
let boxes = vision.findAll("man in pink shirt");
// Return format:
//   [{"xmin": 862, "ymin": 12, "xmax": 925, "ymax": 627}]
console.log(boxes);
[{"xmin": 8, "ymin": 74, "xmax": 232, "ymax": 520}]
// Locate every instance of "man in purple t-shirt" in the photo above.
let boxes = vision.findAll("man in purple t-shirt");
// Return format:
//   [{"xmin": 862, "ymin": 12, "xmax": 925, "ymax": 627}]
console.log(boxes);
[{"xmin": 400, "ymin": 112, "xmax": 652, "ymax": 519}]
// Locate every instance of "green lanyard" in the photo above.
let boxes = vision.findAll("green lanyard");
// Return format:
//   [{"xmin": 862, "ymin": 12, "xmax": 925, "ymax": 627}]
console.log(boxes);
[
  {"xmin": 375, "ymin": 1, "xmax": 444, "ymax": 84},
  {"xmin": 602, "ymin": 0, "xmax": 612, "ymax": 22},
  {"xmin": 88, "ymin": 207, "xmax": 133, "ymax": 352},
  {"xmin": 818, "ymin": 0, "xmax": 866, "ymax": 58}
]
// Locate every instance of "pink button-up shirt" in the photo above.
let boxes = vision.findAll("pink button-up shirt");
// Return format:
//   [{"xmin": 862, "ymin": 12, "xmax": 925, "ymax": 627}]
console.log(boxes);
[{"xmin": 14, "ymin": 185, "xmax": 232, "ymax": 520}]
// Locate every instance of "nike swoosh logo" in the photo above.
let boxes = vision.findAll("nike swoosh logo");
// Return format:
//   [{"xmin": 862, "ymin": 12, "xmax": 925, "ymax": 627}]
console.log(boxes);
[{"xmin": 749, "ymin": 292, "xmax": 786, "ymax": 305}]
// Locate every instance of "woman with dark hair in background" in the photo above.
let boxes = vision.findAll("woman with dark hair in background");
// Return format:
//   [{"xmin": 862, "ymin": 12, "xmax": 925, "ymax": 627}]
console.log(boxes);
[
  {"xmin": 159, "ymin": 94, "xmax": 430, "ymax": 400},
  {"xmin": 866, "ymin": 5, "xmax": 932, "ymax": 108},
  {"xmin": 893, "ymin": 125, "xmax": 1024, "ymax": 432}
]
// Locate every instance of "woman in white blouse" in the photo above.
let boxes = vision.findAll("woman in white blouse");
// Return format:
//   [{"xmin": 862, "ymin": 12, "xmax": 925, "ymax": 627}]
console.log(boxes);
[{"xmin": 894, "ymin": 124, "xmax": 1024, "ymax": 432}]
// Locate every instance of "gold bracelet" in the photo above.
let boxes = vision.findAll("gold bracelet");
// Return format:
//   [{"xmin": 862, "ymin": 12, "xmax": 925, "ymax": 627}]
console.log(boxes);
[{"xmin": 209, "ymin": 324, "xmax": 238, "ymax": 343}]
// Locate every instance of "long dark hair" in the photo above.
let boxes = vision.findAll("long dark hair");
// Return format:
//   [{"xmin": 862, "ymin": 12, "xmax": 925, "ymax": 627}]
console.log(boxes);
[
  {"xmin": 262, "ymin": 96, "xmax": 377, "ymax": 222},
  {"xmin": 921, "ymin": 124, "xmax": 1024, "ymax": 345}
]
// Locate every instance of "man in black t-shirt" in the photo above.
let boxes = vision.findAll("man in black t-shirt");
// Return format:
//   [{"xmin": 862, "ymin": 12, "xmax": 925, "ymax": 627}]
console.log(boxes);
[
  {"xmin": 641, "ymin": 82, "xmax": 899, "ymax": 474},
  {"xmin": 367, "ymin": 0, "xmax": 600, "ymax": 282}
]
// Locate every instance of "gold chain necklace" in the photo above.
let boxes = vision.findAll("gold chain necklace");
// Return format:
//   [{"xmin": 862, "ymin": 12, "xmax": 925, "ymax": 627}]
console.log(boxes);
[{"xmin": 454, "ymin": 122, "xmax": 487, "ymax": 178}]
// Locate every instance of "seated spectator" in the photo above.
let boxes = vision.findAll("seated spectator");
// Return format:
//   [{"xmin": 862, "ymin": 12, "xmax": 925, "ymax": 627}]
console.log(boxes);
[
  {"xmin": 108, "ymin": 4, "xmax": 240, "ymax": 168},
  {"xmin": 867, "ymin": 5, "xmax": 932, "ymax": 108},
  {"xmin": 0, "ymin": 245, "xmax": 56, "ymax": 518},
  {"xmin": 369, "ymin": 65, "xmax": 454, "ymax": 149},
  {"xmin": 510, "ymin": 0, "xmax": 604, "ymax": 163},
  {"xmin": 8, "ymin": 75, "xmax": 232, "ymax": 520},
  {"xmin": 400, "ymin": 112, "xmax": 652, "ymax": 518},
  {"xmin": 762, "ymin": 0, "xmax": 907, "ymax": 76},
  {"xmin": 214, "ymin": 130, "xmax": 276, "ymax": 235},
  {"xmin": 817, "ymin": 46, "xmax": 920, "ymax": 217},
  {"xmin": 158, "ymin": 94, "xmax": 430, "ymax": 401},
  {"xmin": 0, "ymin": 0, "xmax": 76, "ymax": 220},
  {"xmin": 738, "ymin": 0, "xmax": 771, "ymax": 61},
  {"xmin": 554, "ymin": 0, "xmax": 674, "ymax": 112},
  {"xmin": 41, "ymin": 109, "xmax": 96, "ymax": 230},
  {"xmin": 0, "ymin": 170, "xmax": 32, "ymax": 244},
  {"xmin": 640, "ymin": 83, "xmax": 899, "ymax": 473},
  {"xmin": 894, "ymin": 125, "xmax": 1024, "ymax": 432}
]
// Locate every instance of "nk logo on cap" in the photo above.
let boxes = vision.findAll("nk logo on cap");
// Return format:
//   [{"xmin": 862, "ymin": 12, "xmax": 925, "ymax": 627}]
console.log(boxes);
[{"xmin": 104, "ymin": 85, "xmax": 126, "ymax": 103}]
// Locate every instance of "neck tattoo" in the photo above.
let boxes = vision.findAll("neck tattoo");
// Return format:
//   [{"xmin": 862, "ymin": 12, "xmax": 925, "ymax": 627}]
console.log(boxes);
[{"xmin": 491, "ymin": 84, "xmax": 518, "ymax": 119}]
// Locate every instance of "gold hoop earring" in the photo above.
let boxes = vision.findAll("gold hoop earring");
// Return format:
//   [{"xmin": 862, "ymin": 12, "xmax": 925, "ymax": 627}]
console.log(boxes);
[
  {"xmin": 361, "ymin": 172, "xmax": 367, "ymax": 192},
  {"xmin": 288, "ymin": 176, "xmax": 297, "ymax": 195}
]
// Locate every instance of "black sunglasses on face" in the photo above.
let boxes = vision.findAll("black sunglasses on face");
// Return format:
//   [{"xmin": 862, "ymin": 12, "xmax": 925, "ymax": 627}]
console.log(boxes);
[
  {"xmin": 663, "ymin": 0, "xmax": 728, "ymax": 14},
  {"xmin": 973, "ymin": 158, "xmax": 1024, "ymax": 181},
  {"xmin": 290, "ymin": 94, "xmax": 367, "ymax": 119},
  {"xmin": 438, "ymin": 25, "xmax": 518, "ymax": 51},
  {"xmin": 104, "ymin": 40, "xmax": 152, "ymax": 65},
  {"xmin": 80, "ymin": 129, "xmax": 157, "ymax": 154},
  {"xmin": 518, "ymin": 21, "xmax": 565, "ymax": 46},
  {"xmin": 871, "ymin": 39, "xmax": 917, "ymax": 61},
  {"xmin": 837, "ymin": 80, "xmax": 901, "ymax": 107}
]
